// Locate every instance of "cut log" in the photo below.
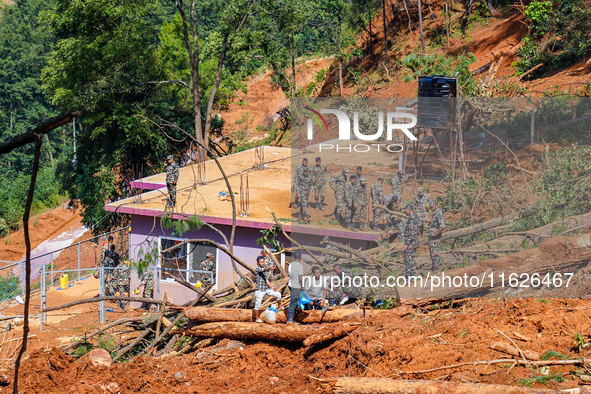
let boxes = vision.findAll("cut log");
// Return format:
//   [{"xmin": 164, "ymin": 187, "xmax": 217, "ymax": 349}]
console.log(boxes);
[
  {"xmin": 183, "ymin": 321, "xmax": 358, "ymax": 345},
  {"xmin": 490, "ymin": 341, "xmax": 540, "ymax": 360},
  {"xmin": 327, "ymin": 377, "xmax": 563, "ymax": 393},
  {"xmin": 183, "ymin": 307, "xmax": 376, "ymax": 324},
  {"xmin": 429, "ymin": 205, "xmax": 538, "ymax": 244}
]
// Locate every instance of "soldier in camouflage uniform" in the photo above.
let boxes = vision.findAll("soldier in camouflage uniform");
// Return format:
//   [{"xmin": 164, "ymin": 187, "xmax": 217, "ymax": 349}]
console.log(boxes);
[
  {"xmin": 390, "ymin": 172, "xmax": 403, "ymax": 203},
  {"xmin": 343, "ymin": 174, "xmax": 357, "ymax": 230},
  {"xmin": 298, "ymin": 167, "xmax": 313, "ymax": 222},
  {"xmin": 329, "ymin": 168, "xmax": 349, "ymax": 223},
  {"xmin": 100, "ymin": 236, "xmax": 114, "ymax": 260},
  {"xmin": 382, "ymin": 193, "xmax": 399, "ymax": 234},
  {"xmin": 428, "ymin": 198, "xmax": 445, "ymax": 271},
  {"xmin": 199, "ymin": 252, "xmax": 216, "ymax": 288},
  {"xmin": 371, "ymin": 176, "xmax": 385, "ymax": 231},
  {"xmin": 413, "ymin": 186, "xmax": 431, "ymax": 221},
  {"xmin": 107, "ymin": 260, "xmax": 129, "ymax": 311},
  {"xmin": 353, "ymin": 176, "xmax": 368, "ymax": 231},
  {"xmin": 135, "ymin": 267, "xmax": 154, "ymax": 310},
  {"xmin": 312, "ymin": 157, "xmax": 327, "ymax": 210},
  {"xmin": 399, "ymin": 204, "xmax": 422, "ymax": 278},
  {"xmin": 333, "ymin": 264, "xmax": 362, "ymax": 303},
  {"xmin": 165, "ymin": 155, "xmax": 180, "ymax": 208},
  {"xmin": 261, "ymin": 249, "xmax": 275, "ymax": 278},
  {"xmin": 322, "ymin": 236, "xmax": 340, "ymax": 267},
  {"xmin": 292, "ymin": 158, "xmax": 308, "ymax": 209}
]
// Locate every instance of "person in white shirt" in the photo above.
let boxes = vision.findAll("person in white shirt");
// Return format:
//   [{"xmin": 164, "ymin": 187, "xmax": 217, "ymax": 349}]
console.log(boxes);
[{"xmin": 287, "ymin": 251, "xmax": 304, "ymax": 324}]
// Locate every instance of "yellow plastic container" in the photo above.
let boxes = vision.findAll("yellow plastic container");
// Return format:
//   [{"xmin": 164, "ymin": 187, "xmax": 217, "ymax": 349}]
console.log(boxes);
[{"xmin": 60, "ymin": 274, "xmax": 69, "ymax": 290}]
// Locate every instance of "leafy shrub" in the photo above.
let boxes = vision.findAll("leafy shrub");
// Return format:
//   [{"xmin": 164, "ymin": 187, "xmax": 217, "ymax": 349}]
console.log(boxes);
[
  {"xmin": 401, "ymin": 53, "xmax": 478, "ymax": 95},
  {"xmin": 516, "ymin": 0, "xmax": 591, "ymax": 79},
  {"xmin": 524, "ymin": 1, "xmax": 552, "ymax": 37}
]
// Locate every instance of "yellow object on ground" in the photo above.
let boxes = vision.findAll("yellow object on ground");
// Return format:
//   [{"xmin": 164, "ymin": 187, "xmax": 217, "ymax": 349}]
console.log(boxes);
[{"xmin": 60, "ymin": 274, "xmax": 69, "ymax": 290}]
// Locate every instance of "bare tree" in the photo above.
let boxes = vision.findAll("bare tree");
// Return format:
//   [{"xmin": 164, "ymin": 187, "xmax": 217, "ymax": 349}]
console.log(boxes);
[
  {"xmin": 173, "ymin": 0, "xmax": 256, "ymax": 156},
  {"xmin": 418, "ymin": 0, "xmax": 426, "ymax": 53}
]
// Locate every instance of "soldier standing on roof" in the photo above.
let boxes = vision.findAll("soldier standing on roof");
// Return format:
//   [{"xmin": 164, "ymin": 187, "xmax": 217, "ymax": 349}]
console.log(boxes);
[
  {"xmin": 400, "ymin": 203, "xmax": 421, "ymax": 278},
  {"xmin": 299, "ymin": 167, "xmax": 313, "ymax": 222},
  {"xmin": 312, "ymin": 157, "xmax": 327, "ymax": 211},
  {"xmin": 371, "ymin": 176, "xmax": 385, "ymax": 231},
  {"xmin": 428, "ymin": 198, "xmax": 445, "ymax": 271},
  {"xmin": 390, "ymin": 172, "xmax": 403, "ymax": 203},
  {"xmin": 199, "ymin": 252, "xmax": 216, "ymax": 287},
  {"xmin": 353, "ymin": 176, "xmax": 368, "ymax": 231},
  {"xmin": 165, "ymin": 155, "xmax": 179, "ymax": 208},
  {"xmin": 330, "ymin": 168, "xmax": 349, "ymax": 223},
  {"xmin": 292, "ymin": 158, "xmax": 308, "ymax": 209},
  {"xmin": 413, "ymin": 186, "xmax": 431, "ymax": 220},
  {"xmin": 344, "ymin": 174, "xmax": 357, "ymax": 230}
]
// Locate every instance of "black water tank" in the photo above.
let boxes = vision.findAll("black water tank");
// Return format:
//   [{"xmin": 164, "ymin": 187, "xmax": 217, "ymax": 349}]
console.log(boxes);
[{"xmin": 417, "ymin": 75, "xmax": 457, "ymax": 128}]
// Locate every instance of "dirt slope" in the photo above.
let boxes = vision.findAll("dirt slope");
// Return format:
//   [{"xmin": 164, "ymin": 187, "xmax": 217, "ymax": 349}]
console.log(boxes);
[{"xmin": 0, "ymin": 205, "xmax": 84, "ymax": 263}]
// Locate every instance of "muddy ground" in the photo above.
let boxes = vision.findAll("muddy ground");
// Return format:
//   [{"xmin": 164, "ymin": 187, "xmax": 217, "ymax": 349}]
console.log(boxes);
[{"xmin": 9, "ymin": 298, "xmax": 591, "ymax": 393}]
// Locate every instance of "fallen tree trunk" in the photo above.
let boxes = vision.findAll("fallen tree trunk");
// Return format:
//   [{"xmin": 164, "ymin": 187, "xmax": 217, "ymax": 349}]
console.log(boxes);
[
  {"xmin": 490, "ymin": 341, "xmax": 540, "ymax": 360},
  {"xmin": 402, "ymin": 232, "xmax": 591, "ymax": 299},
  {"xmin": 183, "ymin": 307, "xmax": 374, "ymax": 324},
  {"xmin": 183, "ymin": 321, "xmax": 358, "ymax": 345},
  {"xmin": 324, "ymin": 377, "xmax": 565, "ymax": 394},
  {"xmin": 429, "ymin": 205, "xmax": 538, "ymax": 244}
]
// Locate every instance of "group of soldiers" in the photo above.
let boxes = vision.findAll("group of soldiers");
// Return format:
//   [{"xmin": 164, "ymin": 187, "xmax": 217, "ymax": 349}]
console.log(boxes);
[
  {"xmin": 292, "ymin": 158, "xmax": 446, "ymax": 278},
  {"xmin": 96, "ymin": 236, "xmax": 154, "ymax": 311}
]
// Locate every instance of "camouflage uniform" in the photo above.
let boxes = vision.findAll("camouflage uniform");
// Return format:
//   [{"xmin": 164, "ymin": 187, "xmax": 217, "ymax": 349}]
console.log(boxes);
[
  {"xmin": 353, "ymin": 179, "xmax": 368, "ymax": 230},
  {"xmin": 140, "ymin": 268, "xmax": 154, "ymax": 310},
  {"xmin": 390, "ymin": 174, "xmax": 403, "ymax": 202},
  {"xmin": 292, "ymin": 164, "xmax": 308, "ymax": 206},
  {"xmin": 334, "ymin": 267, "xmax": 362, "ymax": 301},
  {"xmin": 428, "ymin": 206, "xmax": 445, "ymax": 271},
  {"xmin": 312, "ymin": 164, "xmax": 327, "ymax": 210},
  {"xmin": 382, "ymin": 193, "xmax": 398, "ymax": 233},
  {"xmin": 109, "ymin": 264, "xmax": 129, "ymax": 310},
  {"xmin": 399, "ymin": 208, "xmax": 421, "ymax": 278},
  {"xmin": 264, "ymin": 255, "xmax": 275, "ymax": 277},
  {"xmin": 299, "ymin": 170, "xmax": 313, "ymax": 221},
  {"xmin": 329, "ymin": 170, "xmax": 348, "ymax": 221},
  {"xmin": 413, "ymin": 189, "xmax": 431, "ymax": 220},
  {"xmin": 200, "ymin": 257, "xmax": 215, "ymax": 287},
  {"xmin": 165, "ymin": 158, "xmax": 180, "ymax": 207},
  {"xmin": 322, "ymin": 236, "xmax": 340, "ymax": 266},
  {"xmin": 343, "ymin": 179, "xmax": 356, "ymax": 229},
  {"xmin": 370, "ymin": 180, "xmax": 385, "ymax": 229}
]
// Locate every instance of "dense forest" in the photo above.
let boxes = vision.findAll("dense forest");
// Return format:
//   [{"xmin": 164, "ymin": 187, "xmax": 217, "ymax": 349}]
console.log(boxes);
[{"xmin": 1, "ymin": 0, "xmax": 590, "ymax": 235}]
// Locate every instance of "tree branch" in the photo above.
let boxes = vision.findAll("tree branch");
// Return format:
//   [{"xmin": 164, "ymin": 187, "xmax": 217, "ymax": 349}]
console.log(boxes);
[{"xmin": 0, "ymin": 110, "xmax": 83, "ymax": 155}]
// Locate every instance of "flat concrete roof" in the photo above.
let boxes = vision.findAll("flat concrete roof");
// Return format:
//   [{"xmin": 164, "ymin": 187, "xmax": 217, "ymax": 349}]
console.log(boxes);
[{"xmin": 105, "ymin": 144, "xmax": 443, "ymax": 242}]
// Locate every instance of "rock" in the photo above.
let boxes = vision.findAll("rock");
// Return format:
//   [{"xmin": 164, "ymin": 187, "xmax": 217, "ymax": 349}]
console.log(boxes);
[
  {"xmin": 12, "ymin": 318, "xmax": 23, "ymax": 326},
  {"xmin": 582, "ymin": 58, "xmax": 591, "ymax": 74},
  {"xmin": 104, "ymin": 382, "xmax": 119, "ymax": 393},
  {"xmin": 88, "ymin": 348, "xmax": 112, "ymax": 368}
]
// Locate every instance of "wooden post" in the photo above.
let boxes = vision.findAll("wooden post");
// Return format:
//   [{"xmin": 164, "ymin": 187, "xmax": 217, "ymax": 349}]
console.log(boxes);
[{"xmin": 531, "ymin": 110, "xmax": 535, "ymax": 145}]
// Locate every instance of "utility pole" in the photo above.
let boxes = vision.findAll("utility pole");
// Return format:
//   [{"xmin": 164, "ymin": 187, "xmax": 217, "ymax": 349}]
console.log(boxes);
[{"xmin": 72, "ymin": 117, "xmax": 77, "ymax": 169}]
